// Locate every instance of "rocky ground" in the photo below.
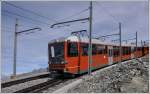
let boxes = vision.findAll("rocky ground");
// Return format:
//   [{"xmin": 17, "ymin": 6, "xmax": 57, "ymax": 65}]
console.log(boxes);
[{"xmin": 68, "ymin": 55, "xmax": 149, "ymax": 93}]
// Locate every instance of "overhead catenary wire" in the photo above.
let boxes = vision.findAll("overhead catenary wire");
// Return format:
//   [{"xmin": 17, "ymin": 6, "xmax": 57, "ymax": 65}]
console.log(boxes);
[
  {"xmin": 121, "ymin": 32, "xmax": 138, "ymax": 40},
  {"xmin": 92, "ymin": 26, "xmax": 119, "ymax": 38},
  {"xmin": 94, "ymin": 2, "xmax": 118, "ymax": 24},
  {"xmin": 51, "ymin": 8, "xmax": 90, "ymax": 29},
  {"xmin": 2, "ymin": 13, "xmax": 43, "ymax": 28},
  {"xmin": 3, "ymin": 9, "xmax": 49, "ymax": 25},
  {"xmin": 51, "ymin": 18, "xmax": 89, "ymax": 28},
  {"xmin": 57, "ymin": 8, "xmax": 89, "ymax": 22},
  {"xmin": 2, "ymin": 13, "xmax": 44, "ymax": 35},
  {"xmin": 4, "ymin": 1, "xmax": 90, "ymax": 30},
  {"xmin": 4, "ymin": 1, "xmax": 91, "ymax": 30},
  {"xmin": 2, "ymin": 26, "xmax": 43, "ymax": 37},
  {"xmin": 18, "ymin": 24, "xmax": 40, "ymax": 29},
  {"xmin": 95, "ymin": 1, "xmax": 148, "ymax": 41},
  {"xmin": 3, "ymin": 1, "xmax": 57, "ymax": 23},
  {"xmin": 2, "ymin": 9, "xmax": 50, "ymax": 25},
  {"xmin": 91, "ymin": 2, "xmax": 119, "ymax": 40}
]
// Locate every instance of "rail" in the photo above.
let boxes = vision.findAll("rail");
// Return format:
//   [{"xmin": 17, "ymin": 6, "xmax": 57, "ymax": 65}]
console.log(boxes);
[
  {"xmin": 1, "ymin": 72, "xmax": 50, "ymax": 88},
  {"xmin": 14, "ymin": 79, "xmax": 68, "ymax": 93}
]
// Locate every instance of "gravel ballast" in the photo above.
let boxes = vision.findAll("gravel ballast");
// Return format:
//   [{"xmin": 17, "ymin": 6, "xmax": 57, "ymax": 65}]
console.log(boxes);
[
  {"xmin": 68, "ymin": 56, "xmax": 149, "ymax": 93},
  {"xmin": 1, "ymin": 77, "xmax": 51, "ymax": 93},
  {"xmin": 41, "ymin": 78, "xmax": 79, "ymax": 93}
]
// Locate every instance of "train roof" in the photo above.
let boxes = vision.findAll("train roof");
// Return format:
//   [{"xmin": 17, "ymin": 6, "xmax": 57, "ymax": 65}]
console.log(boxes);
[{"xmin": 48, "ymin": 35, "xmax": 144, "ymax": 47}]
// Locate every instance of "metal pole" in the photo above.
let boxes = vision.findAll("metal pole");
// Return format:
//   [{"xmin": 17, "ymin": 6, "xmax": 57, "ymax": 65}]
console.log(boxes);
[
  {"xmin": 119, "ymin": 22, "xmax": 122, "ymax": 63},
  {"xmin": 141, "ymin": 40, "xmax": 142, "ymax": 47},
  {"xmin": 11, "ymin": 22, "xmax": 40, "ymax": 79},
  {"xmin": 13, "ymin": 18, "xmax": 18, "ymax": 78},
  {"xmin": 88, "ymin": 1, "xmax": 92, "ymax": 75},
  {"xmin": 126, "ymin": 40, "xmax": 127, "ymax": 44},
  {"xmin": 136, "ymin": 31, "xmax": 137, "ymax": 58}
]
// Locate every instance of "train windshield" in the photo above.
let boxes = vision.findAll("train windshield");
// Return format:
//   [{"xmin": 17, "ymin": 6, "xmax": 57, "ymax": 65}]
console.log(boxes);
[{"xmin": 49, "ymin": 42, "xmax": 64, "ymax": 58}]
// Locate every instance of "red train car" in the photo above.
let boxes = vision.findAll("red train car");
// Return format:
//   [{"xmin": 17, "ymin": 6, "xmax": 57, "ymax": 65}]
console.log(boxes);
[{"xmin": 48, "ymin": 35, "xmax": 149, "ymax": 75}]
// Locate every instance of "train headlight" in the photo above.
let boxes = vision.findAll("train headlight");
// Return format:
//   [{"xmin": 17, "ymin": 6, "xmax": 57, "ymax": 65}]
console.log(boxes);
[
  {"xmin": 64, "ymin": 68, "xmax": 66, "ymax": 72},
  {"xmin": 61, "ymin": 61, "xmax": 66, "ymax": 64},
  {"xmin": 61, "ymin": 61, "xmax": 64, "ymax": 64},
  {"xmin": 104, "ymin": 56, "xmax": 106, "ymax": 58},
  {"xmin": 64, "ymin": 68, "xmax": 68, "ymax": 72}
]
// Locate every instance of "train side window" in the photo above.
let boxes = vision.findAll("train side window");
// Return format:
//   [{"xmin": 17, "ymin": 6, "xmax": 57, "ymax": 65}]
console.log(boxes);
[
  {"xmin": 97, "ymin": 45, "xmax": 105, "ymax": 54},
  {"xmin": 134, "ymin": 47, "xmax": 136, "ymax": 52},
  {"xmin": 81, "ymin": 43, "xmax": 88, "ymax": 56},
  {"xmin": 104, "ymin": 46, "xmax": 107, "ymax": 54},
  {"xmin": 124, "ymin": 47, "xmax": 126, "ymax": 55},
  {"xmin": 126, "ymin": 47, "xmax": 128, "ymax": 55},
  {"xmin": 128, "ymin": 47, "xmax": 131, "ymax": 54},
  {"xmin": 92, "ymin": 44, "xmax": 97, "ymax": 55},
  {"xmin": 48, "ymin": 44, "xmax": 51, "ymax": 59},
  {"xmin": 122, "ymin": 47, "xmax": 124, "ymax": 55},
  {"xmin": 139, "ymin": 47, "xmax": 141, "ymax": 51},
  {"xmin": 122, "ymin": 47, "xmax": 125, "ymax": 55},
  {"xmin": 68, "ymin": 42, "xmax": 78, "ymax": 57},
  {"xmin": 51, "ymin": 46, "xmax": 55, "ymax": 57},
  {"xmin": 131, "ymin": 47, "xmax": 134, "ymax": 53},
  {"xmin": 113, "ymin": 46, "xmax": 119, "ymax": 57},
  {"xmin": 138, "ymin": 47, "xmax": 140, "ymax": 51},
  {"xmin": 137, "ymin": 47, "xmax": 139, "ymax": 51},
  {"xmin": 127, "ymin": 47, "xmax": 129, "ymax": 54},
  {"xmin": 129, "ymin": 47, "xmax": 131, "ymax": 54},
  {"xmin": 108, "ymin": 49, "xmax": 110, "ymax": 56},
  {"xmin": 113, "ymin": 47, "xmax": 116, "ymax": 57},
  {"xmin": 117, "ymin": 47, "xmax": 119, "ymax": 56},
  {"xmin": 128, "ymin": 47, "xmax": 130, "ymax": 55}
]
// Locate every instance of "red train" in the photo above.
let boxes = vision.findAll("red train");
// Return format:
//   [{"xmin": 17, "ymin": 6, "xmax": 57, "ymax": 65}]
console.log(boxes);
[{"xmin": 48, "ymin": 35, "xmax": 149, "ymax": 75}]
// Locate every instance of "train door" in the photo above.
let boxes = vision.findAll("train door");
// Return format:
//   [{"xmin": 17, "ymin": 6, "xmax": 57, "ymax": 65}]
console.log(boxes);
[
  {"xmin": 66, "ymin": 41, "xmax": 79, "ymax": 74},
  {"xmin": 142, "ymin": 47, "xmax": 145, "ymax": 56},
  {"xmin": 131, "ymin": 46, "xmax": 134, "ymax": 58},
  {"xmin": 108, "ymin": 46, "xmax": 113, "ymax": 65}
]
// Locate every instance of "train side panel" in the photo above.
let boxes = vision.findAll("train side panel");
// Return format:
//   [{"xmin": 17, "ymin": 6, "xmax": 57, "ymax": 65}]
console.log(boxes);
[
  {"xmin": 48, "ymin": 40, "xmax": 149, "ymax": 75},
  {"xmin": 64, "ymin": 41, "xmax": 79, "ymax": 74},
  {"xmin": 79, "ymin": 44, "xmax": 108, "ymax": 74}
]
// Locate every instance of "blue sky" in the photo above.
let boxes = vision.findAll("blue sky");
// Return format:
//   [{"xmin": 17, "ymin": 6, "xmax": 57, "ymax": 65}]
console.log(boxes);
[{"xmin": 1, "ymin": 1, "xmax": 149, "ymax": 76}]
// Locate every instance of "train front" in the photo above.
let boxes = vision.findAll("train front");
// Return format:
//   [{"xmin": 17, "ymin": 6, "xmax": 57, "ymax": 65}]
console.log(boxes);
[{"xmin": 48, "ymin": 41, "xmax": 66, "ymax": 74}]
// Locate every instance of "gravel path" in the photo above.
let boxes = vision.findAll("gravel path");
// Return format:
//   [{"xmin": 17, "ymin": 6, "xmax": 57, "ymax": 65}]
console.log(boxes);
[{"xmin": 68, "ymin": 56, "xmax": 149, "ymax": 93}]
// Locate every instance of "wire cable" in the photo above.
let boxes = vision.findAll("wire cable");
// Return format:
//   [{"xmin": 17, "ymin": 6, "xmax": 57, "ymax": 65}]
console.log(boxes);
[
  {"xmin": 57, "ymin": 8, "xmax": 89, "ymax": 22},
  {"xmin": 94, "ymin": 2, "xmax": 118, "ymax": 24},
  {"xmin": 2, "ymin": 9, "xmax": 50, "ymax": 25},
  {"xmin": 2, "ymin": 13, "xmax": 44, "ymax": 27},
  {"xmin": 3, "ymin": 1, "xmax": 57, "ymax": 23}
]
